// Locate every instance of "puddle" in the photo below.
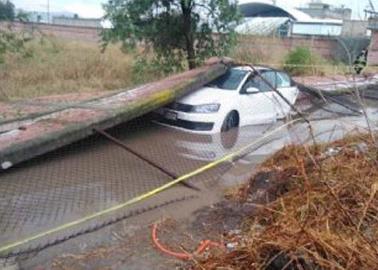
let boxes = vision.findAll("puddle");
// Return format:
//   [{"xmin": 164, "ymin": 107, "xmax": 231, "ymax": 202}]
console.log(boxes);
[{"xmin": 1, "ymin": 91, "xmax": 378, "ymax": 255}]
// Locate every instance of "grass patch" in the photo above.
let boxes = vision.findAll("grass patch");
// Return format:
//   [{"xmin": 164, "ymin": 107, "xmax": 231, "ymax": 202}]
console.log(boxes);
[{"xmin": 193, "ymin": 134, "xmax": 378, "ymax": 269}]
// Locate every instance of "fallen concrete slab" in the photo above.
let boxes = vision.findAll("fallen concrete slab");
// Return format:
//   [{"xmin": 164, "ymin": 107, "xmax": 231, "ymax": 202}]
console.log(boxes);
[
  {"xmin": 293, "ymin": 74, "xmax": 378, "ymax": 94},
  {"xmin": 0, "ymin": 61, "xmax": 229, "ymax": 170}
]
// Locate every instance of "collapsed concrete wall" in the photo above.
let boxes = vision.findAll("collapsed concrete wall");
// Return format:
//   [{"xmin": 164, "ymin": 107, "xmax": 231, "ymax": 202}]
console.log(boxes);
[{"xmin": 0, "ymin": 60, "xmax": 229, "ymax": 170}]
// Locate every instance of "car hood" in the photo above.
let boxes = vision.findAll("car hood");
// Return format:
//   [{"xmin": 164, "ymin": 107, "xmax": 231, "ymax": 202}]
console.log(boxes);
[{"xmin": 178, "ymin": 87, "xmax": 235, "ymax": 105}]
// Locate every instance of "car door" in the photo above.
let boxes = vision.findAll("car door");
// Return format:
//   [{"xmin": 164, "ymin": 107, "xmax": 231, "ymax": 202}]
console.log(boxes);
[
  {"xmin": 273, "ymin": 71, "xmax": 299, "ymax": 118},
  {"xmin": 238, "ymin": 71, "xmax": 277, "ymax": 125}
]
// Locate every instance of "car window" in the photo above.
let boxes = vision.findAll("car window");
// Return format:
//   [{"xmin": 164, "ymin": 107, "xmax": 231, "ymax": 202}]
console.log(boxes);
[
  {"xmin": 206, "ymin": 69, "xmax": 249, "ymax": 90},
  {"xmin": 241, "ymin": 71, "xmax": 274, "ymax": 93},
  {"xmin": 277, "ymin": 72, "xmax": 291, "ymax": 88},
  {"xmin": 260, "ymin": 71, "xmax": 276, "ymax": 91},
  {"xmin": 242, "ymin": 76, "xmax": 260, "ymax": 90},
  {"xmin": 243, "ymin": 71, "xmax": 275, "ymax": 93}
]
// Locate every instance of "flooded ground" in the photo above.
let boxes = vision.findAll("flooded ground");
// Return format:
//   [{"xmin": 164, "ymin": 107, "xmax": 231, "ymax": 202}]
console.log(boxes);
[{"xmin": 1, "ymin": 87, "xmax": 378, "ymax": 268}]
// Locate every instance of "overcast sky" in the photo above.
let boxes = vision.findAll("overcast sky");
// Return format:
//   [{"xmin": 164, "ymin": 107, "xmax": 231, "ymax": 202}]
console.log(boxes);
[{"xmin": 11, "ymin": 0, "xmax": 372, "ymax": 19}]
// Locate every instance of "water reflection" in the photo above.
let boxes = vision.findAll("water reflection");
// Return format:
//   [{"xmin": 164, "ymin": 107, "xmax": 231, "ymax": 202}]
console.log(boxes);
[{"xmin": 169, "ymin": 99, "xmax": 378, "ymax": 165}]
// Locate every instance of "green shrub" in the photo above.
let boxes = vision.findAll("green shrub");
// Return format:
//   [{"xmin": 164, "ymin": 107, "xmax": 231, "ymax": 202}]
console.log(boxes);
[{"xmin": 284, "ymin": 47, "xmax": 325, "ymax": 76}]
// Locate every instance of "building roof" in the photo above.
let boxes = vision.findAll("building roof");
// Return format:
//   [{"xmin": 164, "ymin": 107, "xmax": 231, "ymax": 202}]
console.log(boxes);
[
  {"xmin": 236, "ymin": 17, "xmax": 290, "ymax": 35},
  {"xmin": 239, "ymin": 1, "xmax": 312, "ymax": 21},
  {"xmin": 239, "ymin": 1, "xmax": 342, "ymax": 24}
]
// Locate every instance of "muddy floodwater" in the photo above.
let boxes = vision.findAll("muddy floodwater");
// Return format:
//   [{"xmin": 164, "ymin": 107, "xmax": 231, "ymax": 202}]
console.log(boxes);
[{"xmin": 1, "ymin": 90, "xmax": 378, "ymax": 259}]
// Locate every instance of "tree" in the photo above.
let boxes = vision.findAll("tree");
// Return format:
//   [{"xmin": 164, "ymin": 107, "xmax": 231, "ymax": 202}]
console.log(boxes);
[
  {"xmin": 102, "ymin": 0, "xmax": 241, "ymax": 70},
  {"xmin": 0, "ymin": 0, "xmax": 15, "ymax": 21},
  {"xmin": 16, "ymin": 10, "xmax": 30, "ymax": 22}
]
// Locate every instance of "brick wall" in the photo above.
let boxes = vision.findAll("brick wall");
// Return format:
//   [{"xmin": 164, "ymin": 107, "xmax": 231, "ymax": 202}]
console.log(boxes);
[
  {"xmin": 280, "ymin": 36, "xmax": 338, "ymax": 59},
  {"xmin": 238, "ymin": 35, "xmax": 339, "ymax": 60},
  {"xmin": 0, "ymin": 21, "xmax": 101, "ymax": 43},
  {"xmin": 238, "ymin": 35, "xmax": 371, "ymax": 64},
  {"xmin": 368, "ymin": 30, "xmax": 378, "ymax": 66}
]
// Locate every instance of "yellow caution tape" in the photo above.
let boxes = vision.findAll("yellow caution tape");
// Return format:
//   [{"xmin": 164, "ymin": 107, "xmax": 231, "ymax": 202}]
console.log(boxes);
[{"xmin": 0, "ymin": 119, "xmax": 302, "ymax": 255}]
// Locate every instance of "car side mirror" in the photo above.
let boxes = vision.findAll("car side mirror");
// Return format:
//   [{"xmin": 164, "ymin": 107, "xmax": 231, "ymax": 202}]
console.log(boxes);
[{"xmin": 245, "ymin": 87, "xmax": 259, "ymax": 94}]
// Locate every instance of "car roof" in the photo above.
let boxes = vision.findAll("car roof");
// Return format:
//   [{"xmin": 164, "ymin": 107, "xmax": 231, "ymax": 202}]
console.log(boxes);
[
  {"xmin": 232, "ymin": 65, "xmax": 271, "ymax": 72},
  {"xmin": 232, "ymin": 65, "xmax": 291, "ymax": 75}
]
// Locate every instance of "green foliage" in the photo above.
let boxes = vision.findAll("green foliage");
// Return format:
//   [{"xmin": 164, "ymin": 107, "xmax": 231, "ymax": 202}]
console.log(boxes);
[
  {"xmin": 132, "ymin": 52, "xmax": 185, "ymax": 84},
  {"xmin": 0, "ymin": 0, "xmax": 15, "ymax": 21},
  {"xmin": 284, "ymin": 47, "xmax": 326, "ymax": 76},
  {"xmin": 102, "ymin": 0, "xmax": 241, "ymax": 71},
  {"xmin": 15, "ymin": 10, "xmax": 31, "ymax": 22}
]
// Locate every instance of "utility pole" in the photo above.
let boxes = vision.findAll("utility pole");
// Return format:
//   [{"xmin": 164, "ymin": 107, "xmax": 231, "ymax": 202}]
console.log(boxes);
[{"xmin": 47, "ymin": 0, "xmax": 50, "ymax": 24}]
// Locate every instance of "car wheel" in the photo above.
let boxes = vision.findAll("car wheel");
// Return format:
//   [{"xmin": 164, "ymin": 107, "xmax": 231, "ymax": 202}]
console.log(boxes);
[{"xmin": 221, "ymin": 111, "xmax": 239, "ymax": 132}]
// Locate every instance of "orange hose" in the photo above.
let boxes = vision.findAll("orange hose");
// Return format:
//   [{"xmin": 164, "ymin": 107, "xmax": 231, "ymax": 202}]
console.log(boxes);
[
  {"xmin": 152, "ymin": 223, "xmax": 192, "ymax": 260},
  {"xmin": 151, "ymin": 223, "xmax": 224, "ymax": 260},
  {"xmin": 195, "ymin": 240, "xmax": 224, "ymax": 254}
]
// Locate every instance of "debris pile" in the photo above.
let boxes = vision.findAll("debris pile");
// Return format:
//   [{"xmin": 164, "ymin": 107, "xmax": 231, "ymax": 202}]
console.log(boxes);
[{"xmin": 192, "ymin": 134, "xmax": 378, "ymax": 269}]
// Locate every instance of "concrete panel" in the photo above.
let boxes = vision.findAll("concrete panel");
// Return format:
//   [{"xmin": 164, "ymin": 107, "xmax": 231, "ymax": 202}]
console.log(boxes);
[{"xmin": 0, "ymin": 61, "xmax": 229, "ymax": 170}]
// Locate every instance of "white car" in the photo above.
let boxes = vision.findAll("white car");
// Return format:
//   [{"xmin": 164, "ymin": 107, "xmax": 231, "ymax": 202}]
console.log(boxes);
[{"xmin": 156, "ymin": 66, "xmax": 299, "ymax": 134}]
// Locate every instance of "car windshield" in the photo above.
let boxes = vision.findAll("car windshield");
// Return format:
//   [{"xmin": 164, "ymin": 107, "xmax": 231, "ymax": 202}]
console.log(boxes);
[{"xmin": 206, "ymin": 69, "xmax": 248, "ymax": 90}]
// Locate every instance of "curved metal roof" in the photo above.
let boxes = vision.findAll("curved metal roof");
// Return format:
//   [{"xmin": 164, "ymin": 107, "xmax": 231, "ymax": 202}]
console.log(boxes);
[
  {"xmin": 236, "ymin": 17, "xmax": 290, "ymax": 35},
  {"xmin": 239, "ymin": 1, "xmax": 312, "ymax": 21}
]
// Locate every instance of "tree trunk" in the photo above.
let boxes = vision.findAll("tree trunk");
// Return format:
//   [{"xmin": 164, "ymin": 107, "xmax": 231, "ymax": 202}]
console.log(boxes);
[
  {"xmin": 186, "ymin": 39, "xmax": 196, "ymax": 69},
  {"xmin": 181, "ymin": 0, "xmax": 196, "ymax": 69}
]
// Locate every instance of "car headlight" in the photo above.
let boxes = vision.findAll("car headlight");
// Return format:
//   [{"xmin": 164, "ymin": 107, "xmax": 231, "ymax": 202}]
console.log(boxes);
[{"xmin": 191, "ymin": 103, "xmax": 220, "ymax": 113}]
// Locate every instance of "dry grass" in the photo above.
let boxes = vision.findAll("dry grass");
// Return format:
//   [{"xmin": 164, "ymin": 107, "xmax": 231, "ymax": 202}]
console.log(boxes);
[
  {"xmin": 231, "ymin": 36, "xmax": 288, "ymax": 66},
  {"xmin": 0, "ymin": 38, "xmax": 139, "ymax": 100},
  {"xmin": 194, "ymin": 134, "xmax": 378, "ymax": 269}
]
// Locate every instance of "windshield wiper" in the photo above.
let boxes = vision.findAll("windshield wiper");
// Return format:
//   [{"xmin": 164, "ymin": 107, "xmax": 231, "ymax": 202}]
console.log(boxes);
[{"xmin": 206, "ymin": 84, "xmax": 220, "ymax": 88}]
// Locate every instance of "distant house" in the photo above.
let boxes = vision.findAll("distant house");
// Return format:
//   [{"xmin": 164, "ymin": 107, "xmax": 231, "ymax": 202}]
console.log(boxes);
[
  {"xmin": 52, "ymin": 17, "xmax": 102, "ymax": 28},
  {"xmin": 298, "ymin": 2, "xmax": 371, "ymax": 37},
  {"xmin": 298, "ymin": 2, "xmax": 352, "ymax": 21}
]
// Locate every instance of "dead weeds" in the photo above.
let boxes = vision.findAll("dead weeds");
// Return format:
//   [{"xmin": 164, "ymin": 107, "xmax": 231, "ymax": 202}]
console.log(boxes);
[{"xmin": 192, "ymin": 134, "xmax": 378, "ymax": 270}]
